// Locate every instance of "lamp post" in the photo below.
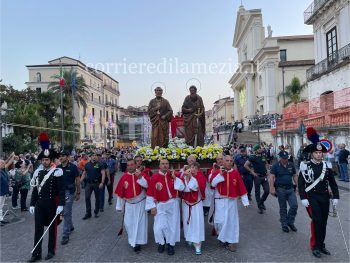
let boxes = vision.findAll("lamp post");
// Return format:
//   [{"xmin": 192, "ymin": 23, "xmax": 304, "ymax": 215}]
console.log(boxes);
[{"xmin": 253, "ymin": 112, "xmax": 261, "ymax": 144}]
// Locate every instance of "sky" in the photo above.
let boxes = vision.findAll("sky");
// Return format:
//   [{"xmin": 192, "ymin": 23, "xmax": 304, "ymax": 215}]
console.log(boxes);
[{"xmin": 0, "ymin": 0, "xmax": 313, "ymax": 112}]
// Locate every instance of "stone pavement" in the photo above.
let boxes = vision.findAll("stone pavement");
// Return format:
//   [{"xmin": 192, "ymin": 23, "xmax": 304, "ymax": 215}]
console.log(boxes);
[{"xmin": 1, "ymin": 172, "xmax": 349, "ymax": 262}]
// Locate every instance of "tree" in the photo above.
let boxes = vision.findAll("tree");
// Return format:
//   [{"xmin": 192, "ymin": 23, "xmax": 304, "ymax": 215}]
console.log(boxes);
[
  {"xmin": 2, "ymin": 134, "xmax": 38, "ymax": 154},
  {"xmin": 48, "ymin": 68, "xmax": 89, "ymax": 115},
  {"xmin": 277, "ymin": 77, "xmax": 306, "ymax": 107},
  {"xmin": 1, "ymin": 85, "xmax": 39, "ymax": 106},
  {"xmin": 37, "ymin": 91, "xmax": 60, "ymax": 127}
]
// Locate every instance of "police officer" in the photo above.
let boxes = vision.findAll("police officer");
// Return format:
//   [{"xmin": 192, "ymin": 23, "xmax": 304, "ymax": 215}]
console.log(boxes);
[
  {"xmin": 298, "ymin": 141, "xmax": 339, "ymax": 258},
  {"xmin": 57, "ymin": 151, "xmax": 80, "ymax": 245},
  {"xmin": 80, "ymin": 152, "xmax": 106, "ymax": 219},
  {"xmin": 269, "ymin": 151, "xmax": 298, "ymax": 232},
  {"xmin": 235, "ymin": 146, "xmax": 253, "ymax": 201},
  {"xmin": 244, "ymin": 144, "xmax": 269, "ymax": 214},
  {"xmin": 28, "ymin": 148, "xmax": 65, "ymax": 262}
]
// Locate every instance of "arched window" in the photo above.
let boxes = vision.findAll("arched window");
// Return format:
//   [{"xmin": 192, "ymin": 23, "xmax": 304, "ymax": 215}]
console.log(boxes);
[{"xmin": 36, "ymin": 72, "xmax": 41, "ymax": 82}]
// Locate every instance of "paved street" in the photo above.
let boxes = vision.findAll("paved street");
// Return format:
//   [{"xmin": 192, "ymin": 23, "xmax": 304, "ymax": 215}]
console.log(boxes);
[{"xmin": 1, "ymin": 173, "xmax": 349, "ymax": 263}]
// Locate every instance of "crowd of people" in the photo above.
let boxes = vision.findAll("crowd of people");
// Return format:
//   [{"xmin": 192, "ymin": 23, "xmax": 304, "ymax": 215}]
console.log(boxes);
[{"xmin": 0, "ymin": 137, "xmax": 348, "ymax": 260}]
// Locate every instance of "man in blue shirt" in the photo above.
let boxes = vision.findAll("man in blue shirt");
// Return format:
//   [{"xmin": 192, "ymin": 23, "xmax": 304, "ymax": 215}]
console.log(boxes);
[
  {"xmin": 106, "ymin": 153, "xmax": 117, "ymax": 205},
  {"xmin": 57, "ymin": 151, "xmax": 80, "ymax": 245},
  {"xmin": 338, "ymin": 143, "xmax": 349, "ymax": 182},
  {"xmin": 234, "ymin": 147, "xmax": 253, "ymax": 201},
  {"xmin": 269, "ymin": 151, "xmax": 298, "ymax": 233},
  {"xmin": 80, "ymin": 153, "xmax": 106, "ymax": 219}
]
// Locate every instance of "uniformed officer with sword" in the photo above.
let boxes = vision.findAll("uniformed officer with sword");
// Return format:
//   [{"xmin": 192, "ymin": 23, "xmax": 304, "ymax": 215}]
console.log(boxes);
[{"xmin": 28, "ymin": 133, "xmax": 65, "ymax": 262}]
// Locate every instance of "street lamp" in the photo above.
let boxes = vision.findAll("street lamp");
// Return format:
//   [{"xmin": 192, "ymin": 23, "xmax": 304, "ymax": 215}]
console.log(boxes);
[{"xmin": 253, "ymin": 111, "xmax": 261, "ymax": 144}]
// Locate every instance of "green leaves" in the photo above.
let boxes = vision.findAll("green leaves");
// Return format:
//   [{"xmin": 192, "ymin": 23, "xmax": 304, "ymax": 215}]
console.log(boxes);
[{"xmin": 277, "ymin": 77, "xmax": 306, "ymax": 107}]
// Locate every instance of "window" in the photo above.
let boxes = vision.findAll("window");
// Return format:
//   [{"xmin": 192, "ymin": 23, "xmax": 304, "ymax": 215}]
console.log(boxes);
[
  {"xmin": 326, "ymin": 27, "xmax": 337, "ymax": 61},
  {"xmin": 280, "ymin": 50, "xmax": 287, "ymax": 62},
  {"xmin": 99, "ymin": 96, "xmax": 101, "ymax": 103},
  {"xmin": 105, "ymin": 95, "xmax": 108, "ymax": 104},
  {"xmin": 36, "ymin": 87, "xmax": 41, "ymax": 93},
  {"xmin": 106, "ymin": 111, "xmax": 109, "ymax": 121},
  {"xmin": 36, "ymin": 72, "xmax": 41, "ymax": 82},
  {"xmin": 92, "ymin": 108, "xmax": 95, "ymax": 116},
  {"xmin": 84, "ymin": 124, "xmax": 87, "ymax": 137},
  {"xmin": 100, "ymin": 110, "xmax": 102, "ymax": 119}
]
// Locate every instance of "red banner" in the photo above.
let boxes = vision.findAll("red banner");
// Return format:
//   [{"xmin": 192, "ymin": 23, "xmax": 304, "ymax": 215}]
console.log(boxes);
[{"xmin": 171, "ymin": 115, "xmax": 185, "ymax": 138}]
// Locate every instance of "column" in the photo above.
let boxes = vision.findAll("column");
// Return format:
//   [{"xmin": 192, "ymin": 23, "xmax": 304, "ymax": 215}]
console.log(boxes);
[
  {"xmin": 246, "ymin": 74, "xmax": 254, "ymax": 117},
  {"xmin": 233, "ymin": 87, "xmax": 240, "ymax": 121},
  {"xmin": 265, "ymin": 62, "xmax": 276, "ymax": 113}
]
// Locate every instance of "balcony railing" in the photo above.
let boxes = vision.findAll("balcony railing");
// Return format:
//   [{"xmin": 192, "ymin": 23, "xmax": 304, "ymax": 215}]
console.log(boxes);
[
  {"xmin": 306, "ymin": 43, "xmax": 350, "ymax": 81},
  {"xmin": 304, "ymin": 0, "xmax": 329, "ymax": 23}
]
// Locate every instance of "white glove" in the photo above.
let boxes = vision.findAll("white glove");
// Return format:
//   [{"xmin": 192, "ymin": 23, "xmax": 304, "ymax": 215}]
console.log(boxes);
[
  {"xmin": 301, "ymin": 199, "xmax": 309, "ymax": 207},
  {"xmin": 56, "ymin": 206, "xmax": 64, "ymax": 215},
  {"xmin": 332, "ymin": 199, "xmax": 339, "ymax": 207},
  {"xmin": 29, "ymin": 206, "xmax": 35, "ymax": 214}
]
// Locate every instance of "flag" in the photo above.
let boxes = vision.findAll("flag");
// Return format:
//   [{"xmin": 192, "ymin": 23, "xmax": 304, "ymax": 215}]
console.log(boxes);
[
  {"xmin": 71, "ymin": 69, "xmax": 76, "ymax": 93},
  {"xmin": 59, "ymin": 65, "xmax": 65, "ymax": 87}
]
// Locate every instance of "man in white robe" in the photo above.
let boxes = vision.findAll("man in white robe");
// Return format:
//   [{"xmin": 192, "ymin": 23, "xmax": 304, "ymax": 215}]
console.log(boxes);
[
  {"xmin": 210, "ymin": 155, "xmax": 250, "ymax": 252},
  {"xmin": 180, "ymin": 163, "xmax": 205, "ymax": 255},
  {"xmin": 146, "ymin": 159, "xmax": 183, "ymax": 256},
  {"xmin": 115, "ymin": 159, "xmax": 149, "ymax": 252}
]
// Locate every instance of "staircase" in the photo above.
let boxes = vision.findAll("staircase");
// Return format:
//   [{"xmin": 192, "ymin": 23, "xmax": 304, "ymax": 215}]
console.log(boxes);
[{"xmin": 227, "ymin": 129, "xmax": 259, "ymax": 145}]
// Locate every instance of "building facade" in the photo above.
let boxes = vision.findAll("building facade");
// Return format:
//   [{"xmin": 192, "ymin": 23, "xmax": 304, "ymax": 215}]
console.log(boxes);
[
  {"xmin": 277, "ymin": 0, "xmax": 350, "ymax": 155},
  {"xmin": 212, "ymin": 97, "xmax": 234, "ymax": 145},
  {"xmin": 26, "ymin": 56, "xmax": 120, "ymax": 148},
  {"xmin": 118, "ymin": 106, "xmax": 151, "ymax": 147},
  {"xmin": 229, "ymin": 5, "xmax": 315, "ymax": 145}
]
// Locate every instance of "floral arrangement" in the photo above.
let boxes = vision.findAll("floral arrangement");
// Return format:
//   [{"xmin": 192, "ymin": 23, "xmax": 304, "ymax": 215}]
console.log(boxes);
[{"xmin": 136, "ymin": 137, "xmax": 223, "ymax": 163}]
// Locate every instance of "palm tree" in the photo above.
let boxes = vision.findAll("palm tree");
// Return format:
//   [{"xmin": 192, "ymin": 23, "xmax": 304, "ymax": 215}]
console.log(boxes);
[
  {"xmin": 48, "ymin": 68, "xmax": 89, "ymax": 114},
  {"xmin": 37, "ymin": 91, "xmax": 60, "ymax": 127},
  {"xmin": 277, "ymin": 77, "xmax": 306, "ymax": 107}
]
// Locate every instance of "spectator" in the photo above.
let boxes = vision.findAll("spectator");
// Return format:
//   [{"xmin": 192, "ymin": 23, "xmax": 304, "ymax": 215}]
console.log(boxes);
[
  {"xmin": 338, "ymin": 144, "xmax": 349, "ymax": 182},
  {"xmin": 11, "ymin": 160, "xmax": 31, "ymax": 210},
  {"xmin": 0, "ymin": 153, "xmax": 15, "ymax": 225}
]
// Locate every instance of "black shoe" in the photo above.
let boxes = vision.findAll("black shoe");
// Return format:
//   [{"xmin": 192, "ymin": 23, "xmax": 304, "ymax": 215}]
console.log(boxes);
[
  {"xmin": 94, "ymin": 213, "xmax": 99, "ymax": 218},
  {"xmin": 108, "ymin": 201, "xmax": 112, "ymax": 205},
  {"xmin": 21, "ymin": 207, "xmax": 29, "ymax": 212},
  {"xmin": 100, "ymin": 209, "xmax": 104, "ymax": 212},
  {"xmin": 70, "ymin": 227, "xmax": 75, "ymax": 232},
  {"xmin": 312, "ymin": 249, "xmax": 321, "ymax": 258},
  {"xmin": 134, "ymin": 245, "xmax": 141, "ymax": 252},
  {"xmin": 288, "ymin": 224, "xmax": 297, "ymax": 232},
  {"xmin": 260, "ymin": 203, "xmax": 266, "ymax": 210},
  {"xmin": 167, "ymin": 244, "xmax": 175, "ymax": 255},
  {"xmin": 28, "ymin": 254, "xmax": 42, "ymax": 262},
  {"xmin": 258, "ymin": 208, "xmax": 264, "ymax": 214},
  {"xmin": 158, "ymin": 244, "xmax": 165, "ymax": 253},
  {"xmin": 320, "ymin": 247, "xmax": 331, "ymax": 255},
  {"xmin": 44, "ymin": 253, "xmax": 54, "ymax": 260},
  {"xmin": 282, "ymin": 226, "xmax": 289, "ymax": 233},
  {"xmin": 82, "ymin": 214, "xmax": 91, "ymax": 220},
  {"xmin": 0, "ymin": 220, "xmax": 9, "ymax": 224},
  {"xmin": 61, "ymin": 236, "xmax": 69, "ymax": 245}
]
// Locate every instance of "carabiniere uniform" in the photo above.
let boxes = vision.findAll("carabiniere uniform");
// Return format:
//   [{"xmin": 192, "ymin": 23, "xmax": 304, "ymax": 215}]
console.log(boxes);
[
  {"xmin": 30, "ymin": 151, "xmax": 65, "ymax": 259},
  {"xmin": 298, "ymin": 142, "xmax": 339, "ymax": 255}
]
